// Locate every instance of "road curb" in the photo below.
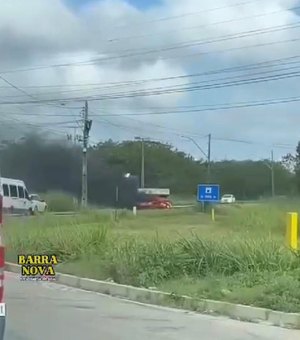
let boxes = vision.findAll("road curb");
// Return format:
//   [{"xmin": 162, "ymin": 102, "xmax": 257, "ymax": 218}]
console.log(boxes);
[{"xmin": 5, "ymin": 262, "xmax": 300, "ymax": 329}]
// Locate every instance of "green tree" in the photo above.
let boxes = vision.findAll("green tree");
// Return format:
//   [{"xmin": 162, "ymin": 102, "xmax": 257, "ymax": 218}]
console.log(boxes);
[{"xmin": 0, "ymin": 134, "xmax": 295, "ymax": 205}]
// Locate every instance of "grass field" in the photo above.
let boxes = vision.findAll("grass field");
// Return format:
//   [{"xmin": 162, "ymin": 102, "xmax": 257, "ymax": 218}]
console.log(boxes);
[{"xmin": 4, "ymin": 201, "xmax": 300, "ymax": 313}]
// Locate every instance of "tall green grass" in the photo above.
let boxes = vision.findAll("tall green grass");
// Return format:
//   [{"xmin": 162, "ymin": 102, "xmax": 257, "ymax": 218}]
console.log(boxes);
[
  {"xmin": 5, "ymin": 218, "xmax": 299, "ymax": 287},
  {"xmin": 5, "ymin": 203, "xmax": 300, "ymax": 312}
]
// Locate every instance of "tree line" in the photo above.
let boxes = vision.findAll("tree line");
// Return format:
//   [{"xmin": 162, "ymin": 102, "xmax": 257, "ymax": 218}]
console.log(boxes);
[{"xmin": 0, "ymin": 134, "xmax": 297, "ymax": 205}]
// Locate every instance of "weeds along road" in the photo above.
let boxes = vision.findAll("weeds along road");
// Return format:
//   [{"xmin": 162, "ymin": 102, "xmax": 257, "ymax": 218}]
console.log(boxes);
[{"xmin": 4, "ymin": 272, "xmax": 300, "ymax": 340}]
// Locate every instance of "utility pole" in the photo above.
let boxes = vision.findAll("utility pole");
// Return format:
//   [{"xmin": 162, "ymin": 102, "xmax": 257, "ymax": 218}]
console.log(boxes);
[
  {"xmin": 207, "ymin": 134, "xmax": 211, "ymax": 184},
  {"xmin": 271, "ymin": 150, "xmax": 275, "ymax": 198},
  {"xmin": 135, "ymin": 136, "xmax": 145, "ymax": 188},
  {"xmin": 81, "ymin": 101, "xmax": 92, "ymax": 208},
  {"xmin": 73, "ymin": 128, "xmax": 77, "ymax": 145},
  {"xmin": 141, "ymin": 139, "xmax": 145, "ymax": 188},
  {"xmin": 264, "ymin": 150, "xmax": 275, "ymax": 198}
]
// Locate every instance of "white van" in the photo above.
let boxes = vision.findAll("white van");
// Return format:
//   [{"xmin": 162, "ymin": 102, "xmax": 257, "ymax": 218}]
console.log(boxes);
[{"xmin": 0, "ymin": 177, "xmax": 33, "ymax": 215}]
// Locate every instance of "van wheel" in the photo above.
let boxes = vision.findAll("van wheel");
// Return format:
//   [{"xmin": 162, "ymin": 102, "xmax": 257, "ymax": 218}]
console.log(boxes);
[
  {"xmin": 28, "ymin": 208, "xmax": 34, "ymax": 216},
  {"xmin": 34, "ymin": 206, "xmax": 38, "ymax": 215}
]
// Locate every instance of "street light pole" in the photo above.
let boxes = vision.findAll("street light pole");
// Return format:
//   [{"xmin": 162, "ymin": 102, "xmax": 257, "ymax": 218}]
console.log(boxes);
[
  {"xmin": 271, "ymin": 150, "xmax": 275, "ymax": 198},
  {"xmin": 181, "ymin": 135, "xmax": 211, "ymax": 183},
  {"xmin": 207, "ymin": 134, "xmax": 211, "ymax": 183}
]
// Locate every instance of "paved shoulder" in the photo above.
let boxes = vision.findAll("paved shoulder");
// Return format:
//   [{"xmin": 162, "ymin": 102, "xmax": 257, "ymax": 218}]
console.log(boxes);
[{"xmin": 4, "ymin": 272, "xmax": 300, "ymax": 340}]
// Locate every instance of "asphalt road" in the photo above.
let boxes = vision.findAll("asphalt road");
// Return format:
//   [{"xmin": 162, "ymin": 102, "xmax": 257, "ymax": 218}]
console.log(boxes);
[{"xmin": 4, "ymin": 272, "xmax": 300, "ymax": 340}]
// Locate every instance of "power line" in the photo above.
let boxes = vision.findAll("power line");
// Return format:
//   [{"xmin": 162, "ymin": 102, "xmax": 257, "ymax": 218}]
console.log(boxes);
[
  {"xmin": 0, "ymin": 74, "xmax": 74, "ymax": 110},
  {"xmin": 0, "ymin": 2, "xmax": 264, "ymax": 82},
  {"xmin": 91, "ymin": 118, "xmax": 179, "ymax": 145},
  {"xmin": 3, "ymin": 106, "xmax": 294, "ymax": 146},
  {"xmin": 212, "ymin": 137, "xmax": 295, "ymax": 150},
  {"xmin": 89, "ymin": 94, "xmax": 300, "ymax": 117},
  {"xmin": 5, "ymin": 90, "xmax": 300, "ymax": 130},
  {"xmin": 93, "ymin": 116, "xmax": 295, "ymax": 151},
  {"xmin": 79, "ymin": 35, "xmax": 300, "ymax": 70},
  {"xmin": 117, "ymin": 0, "xmax": 261, "ymax": 26},
  {"xmin": 114, "ymin": 21, "xmax": 300, "ymax": 58},
  {"xmin": 77, "ymin": 21, "xmax": 300, "ymax": 65},
  {"xmin": 49, "ymin": 69, "xmax": 300, "ymax": 102},
  {"xmin": 0, "ymin": 75, "xmax": 37, "ymax": 100},
  {"xmin": 3, "ymin": 54, "xmax": 300, "ymax": 90},
  {"xmin": 1, "ymin": 54, "xmax": 299, "ymax": 95},
  {"xmin": 12, "ymin": 62, "xmax": 300, "ymax": 100},
  {"xmin": 106, "ymin": 4, "xmax": 300, "ymax": 43},
  {"xmin": 89, "ymin": 112, "xmax": 297, "ymax": 152},
  {"xmin": 0, "ymin": 115, "xmax": 79, "ymax": 128},
  {"xmin": 0, "ymin": 117, "xmax": 73, "ymax": 136},
  {"xmin": 1, "ymin": 20, "xmax": 300, "ymax": 74},
  {"xmin": 4, "ymin": 59, "xmax": 300, "ymax": 101},
  {"xmin": 92, "ymin": 115, "xmax": 276, "ymax": 147},
  {"xmin": 1, "ymin": 112, "xmax": 295, "ymax": 152},
  {"xmin": 3, "ymin": 59, "xmax": 300, "ymax": 113},
  {"xmin": 3, "ymin": 65, "xmax": 300, "ymax": 106},
  {"xmin": 92, "ymin": 114, "xmax": 204, "ymax": 138},
  {"xmin": 107, "ymin": 114, "xmax": 208, "ymax": 138},
  {"xmin": 0, "ymin": 108, "xmax": 267, "ymax": 142},
  {"xmin": 92, "ymin": 112, "xmax": 294, "ymax": 147}
]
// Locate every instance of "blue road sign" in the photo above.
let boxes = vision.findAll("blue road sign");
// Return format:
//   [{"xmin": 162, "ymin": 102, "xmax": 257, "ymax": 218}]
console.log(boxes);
[{"xmin": 197, "ymin": 184, "xmax": 220, "ymax": 202}]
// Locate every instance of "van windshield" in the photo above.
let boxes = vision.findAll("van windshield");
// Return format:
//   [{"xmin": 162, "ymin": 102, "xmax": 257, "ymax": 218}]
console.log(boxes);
[{"xmin": 31, "ymin": 195, "xmax": 40, "ymax": 200}]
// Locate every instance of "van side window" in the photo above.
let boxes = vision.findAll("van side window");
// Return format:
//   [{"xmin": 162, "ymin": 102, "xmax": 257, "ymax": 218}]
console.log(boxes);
[
  {"xmin": 24, "ymin": 190, "xmax": 29, "ymax": 200},
  {"xmin": 18, "ymin": 186, "xmax": 25, "ymax": 199},
  {"xmin": 9, "ymin": 185, "xmax": 18, "ymax": 198},
  {"xmin": 2, "ymin": 184, "xmax": 9, "ymax": 197}
]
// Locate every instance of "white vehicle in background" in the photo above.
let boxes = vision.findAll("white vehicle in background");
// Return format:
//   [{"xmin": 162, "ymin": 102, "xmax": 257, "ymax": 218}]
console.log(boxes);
[
  {"xmin": 29, "ymin": 194, "xmax": 47, "ymax": 213},
  {"xmin": 0, "ymin": 177, "xmax": 32, "ymax": 215},
  {"xmin": 221, "ymin": 194, "xmax": 236, "ymax": 204}
]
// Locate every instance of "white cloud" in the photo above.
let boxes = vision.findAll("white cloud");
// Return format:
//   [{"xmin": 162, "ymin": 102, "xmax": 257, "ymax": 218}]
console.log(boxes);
[{"xmin": 0, "ymin": 0, "xmax": 299, "ymax": 159}]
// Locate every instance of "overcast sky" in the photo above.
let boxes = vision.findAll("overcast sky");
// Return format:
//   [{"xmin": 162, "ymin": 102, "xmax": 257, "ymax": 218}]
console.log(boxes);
[{"xmin": 1, "ymin": 0, "xmax": 300, "ymax": 160}]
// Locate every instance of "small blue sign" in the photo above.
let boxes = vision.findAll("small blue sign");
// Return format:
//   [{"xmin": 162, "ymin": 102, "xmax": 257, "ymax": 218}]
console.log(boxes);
[{"xmin": 197, "ymin": 184, "xmax": 220, "ymax": 202}]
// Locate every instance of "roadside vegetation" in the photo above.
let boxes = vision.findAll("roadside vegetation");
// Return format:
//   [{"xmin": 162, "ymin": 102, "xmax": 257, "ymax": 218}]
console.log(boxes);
[
  {"xmin": 5, "ymin": 201, "xmax": 300, "ymax": 313},
  {"xmin": 0, "ymin": 134, "xmax": 296, "ymax": 207}
]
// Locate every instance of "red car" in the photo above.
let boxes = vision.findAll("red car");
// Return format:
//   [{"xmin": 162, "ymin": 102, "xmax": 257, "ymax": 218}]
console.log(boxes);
[{"xmin": 137, "ymin": 196, "xmax": 172, "ymax": 210}]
